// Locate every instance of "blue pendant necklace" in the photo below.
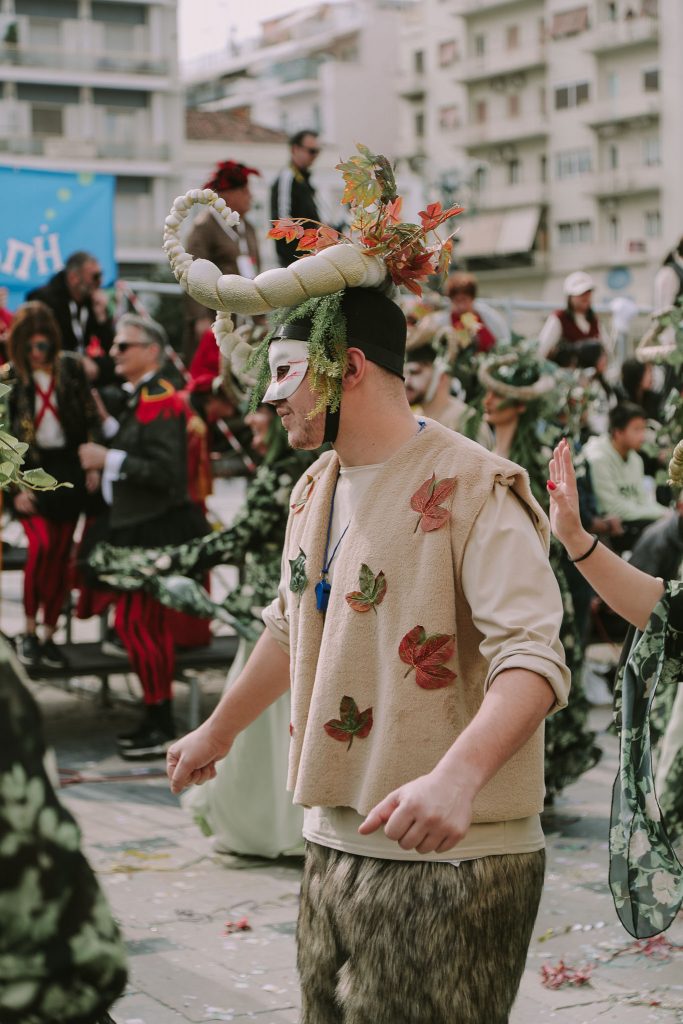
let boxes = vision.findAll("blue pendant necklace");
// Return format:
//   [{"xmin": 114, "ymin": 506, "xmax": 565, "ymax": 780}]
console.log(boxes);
[{"xmin": 316, "ymin": 476, "xmax": 350, "ymax": 614}]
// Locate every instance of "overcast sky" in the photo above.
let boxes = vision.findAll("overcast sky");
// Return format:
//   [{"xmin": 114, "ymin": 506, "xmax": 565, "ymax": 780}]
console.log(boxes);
[{"xmin": 177, "ymin": 0, "xmax": 330, "ymax": 63}]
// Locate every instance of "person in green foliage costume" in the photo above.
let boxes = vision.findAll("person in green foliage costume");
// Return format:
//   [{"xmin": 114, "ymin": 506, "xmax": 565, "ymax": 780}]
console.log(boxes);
[
  {"xmin": 549, "ymin": 437, "xmax": 683, "ymax": 939},
  {"xmin": 0, "ymin": 381, "xmax": 126, "ymax": 1024},
  {"xmin": 88, "ymin": 408, "xmax": 316, "ymax": 857},
  {"xmin": 479, "ymin": 346, "xmax": 601, "ymax": 800}
]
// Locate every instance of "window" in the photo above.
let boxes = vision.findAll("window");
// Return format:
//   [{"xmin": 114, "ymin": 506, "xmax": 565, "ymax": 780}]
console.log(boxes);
[
  {"xmin": 474, "ymin": 99, "xmax": 487, "ymax": 123},
  {"xmin": 474, "ymin": 34, "xmax": 486, "ymax": 57},
  {"xmin": 608, "ymin": 144, "xmax": 619, "ymax": 170},
  {"xmin": 606, "ymin": 1, "xmax": 617, "ymax": 20},
  {"xmin": 439, "ymin": 105, "xmax": 460, "ymax": 131},
  {"xmin": 557, "ymin": 220, "xmax": 593, "ymax": 244},
  {"xmin": 15, "ymin": 0, "xmax": 77, "ymax": 15},
  {"xmin": 554, "ymin": 81, "xmax": 591, "ymax": 109},
  {"xmin": 645, "ymin": 210, "xmax": 661, "ymax": 238},
  {"xmin": 31, "ymin": 105, "xmax": 62, "ymax": 135},
  {"xmin": 643, "ymin": 136, "xmax": 660, "ymax": 166},
  {"xmin": 505, "ymin": 24, "xmax": 519, "ymax": 49},
  {"xmin": 414, "ymin": 50, "xmax": 424, "ymax": 74},
  {"xmin": 643, "ymin": 68, "xmax": 660, "ymax": 92},
  {"xmin": 91, "ymin": 1, "xmax": 146, "ymax": 24},
  {"xmin": 607, "ymin": 71, "xmax": 619, "ymax": 99},
  {"xmin": 507, "ymin": 94, "xmax": 520, "ymax": 118},
  {"xmin": 555, "ymin": 148, "xmax": 593, "ymax": 179},
  {"xmin": 539, "ymin": 87, "xmax": 546, "ymax": 115},
  {"xmin": 415, "ymin": 111, "xmax": 425, "ymax": 138},
  {"xmin": 608, "ymin": 215, "xmax": 620, "ymax": 244},
  {"xmin": 473, "ymin": 166, "xmax": 488, "ymax": 192},
  {"xmin": 103, "ymin": 21, "xmax": 135, "ymax": 51},
  {"xmin": 27, "ymin": 17, "xmax": 60, "ymax": 47},
  {"xmin": 539, "ymin": 154, "xmax": 548, "ymax": 182},
  {"xmin": 438, "ymin": 40, "xmax": 459, "ymax": 67},
  {"xmin": 507, "ymin": 158, "xmax": 520, "ymax": 185}
]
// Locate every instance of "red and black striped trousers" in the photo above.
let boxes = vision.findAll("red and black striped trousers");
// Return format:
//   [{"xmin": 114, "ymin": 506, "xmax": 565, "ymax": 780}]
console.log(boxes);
[
  {"xmin": 21, "ymin": 516, "xmax": 77, "ymax": 628},
  {"xmin": 114, "ymin": 591, "xmax": 176, "ymax": 705}
]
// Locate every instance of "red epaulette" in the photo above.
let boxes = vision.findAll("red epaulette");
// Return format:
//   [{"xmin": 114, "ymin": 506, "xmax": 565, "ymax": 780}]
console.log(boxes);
[{"xmin": 135, "ymin": 379, "xmax": 185, "ymax": 424}]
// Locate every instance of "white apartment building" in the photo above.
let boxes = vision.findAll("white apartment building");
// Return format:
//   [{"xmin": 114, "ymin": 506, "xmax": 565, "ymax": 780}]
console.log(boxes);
[
  {"xmin": 182, "ymin": 0, "xmax": 422, "ymax": 225},
  {"xmin": 397, "ymin": 0, "xmax": 682, "ymax": 316},
  {"xmin": 0, "ymin": 0, "xmax": 183, "ymax": 274}
]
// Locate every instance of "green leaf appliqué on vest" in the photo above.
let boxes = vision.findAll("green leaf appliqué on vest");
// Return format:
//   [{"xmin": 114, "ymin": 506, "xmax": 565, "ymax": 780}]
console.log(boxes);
[
  {"xmin": 345, "ymin": 563, "xmax": 387, "ymax": 613},
  {"xmin": 289, "ymin": 548, "xmax": 308, "ymax": 605}
]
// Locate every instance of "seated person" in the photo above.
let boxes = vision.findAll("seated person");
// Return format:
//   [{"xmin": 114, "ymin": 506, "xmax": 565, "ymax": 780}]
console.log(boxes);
[
  {"xmin": 403, "ymin": 314, "xmax": 492, "ymax": 448},
  {"xmin": 583, "ymin": 402, "xmax": 669, "ymax": 553}
]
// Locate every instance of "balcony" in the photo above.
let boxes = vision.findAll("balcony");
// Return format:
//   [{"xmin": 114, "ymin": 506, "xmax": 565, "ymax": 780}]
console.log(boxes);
[
  {"xmin": 0, "ymin": 44, "xmax": 168, "ymax": 78},
  {"xmin": 586, "ymin": 93, "xmax": 660, "ymax": 131},
  {"xmin": 397, "ymin": 70, "xmax": 426, "ymax": 101},
  {"xmin": 0, "ymin": 136, "xmax": 169, "ymax": 163},
  {"xmin": 459, "ymin": 113, "xmax": 549, "ymax": 149},
  {"xmin": 589, "ymin": 164, "xmax": 661, "ymax": 199},
  {"xmin": 474, "ymin": 181, "xmax": 548, "ymax": 210},
  {"xmin": 457, "ymin": 43, "xmax": 546, "ymax": 84},
  {"xmin": 586, "ymin": 16, "xmax": 659, "ymax": 55},
  {"xmin": 455, "ymin": 0, "xmax": 537, "ymax": 16}
]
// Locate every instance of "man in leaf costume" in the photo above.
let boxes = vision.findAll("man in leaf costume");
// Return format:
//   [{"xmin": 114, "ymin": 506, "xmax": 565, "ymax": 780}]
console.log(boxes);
[{"xmin": 162, "ymin": 147, "xmax": 570, "ymax": 1024}]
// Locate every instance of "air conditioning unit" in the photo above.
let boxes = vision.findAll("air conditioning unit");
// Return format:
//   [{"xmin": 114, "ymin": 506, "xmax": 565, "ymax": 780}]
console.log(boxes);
[{"xmin": 627, "ymin": 239, "xmax": 646, "ymax": 253}]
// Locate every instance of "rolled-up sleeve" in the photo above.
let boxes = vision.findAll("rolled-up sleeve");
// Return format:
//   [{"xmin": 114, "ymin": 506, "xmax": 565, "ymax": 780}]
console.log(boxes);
[
  {"xmin": 461, "ymin": 482, "xmax": 570, "ymax": 712},
  {"xmin": 261, "ymin": 550, "xmax": 290, "ymax": 653}
]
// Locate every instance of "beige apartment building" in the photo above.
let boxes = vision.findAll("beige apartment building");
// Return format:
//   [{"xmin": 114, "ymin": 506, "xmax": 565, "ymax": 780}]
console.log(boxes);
[
  {"xmin": 0, "ymin": 0, "xmax": 183, "ymax": 275},
  {"xmin": 398, "ymin": 0, "xmax": 682, "ymax": 314}
]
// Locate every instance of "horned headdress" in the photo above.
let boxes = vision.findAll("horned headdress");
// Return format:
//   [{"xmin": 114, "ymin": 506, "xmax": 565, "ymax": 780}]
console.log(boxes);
[{"xmin": 164, "ymin": 145, "xmax": 463, "ymax": 420}]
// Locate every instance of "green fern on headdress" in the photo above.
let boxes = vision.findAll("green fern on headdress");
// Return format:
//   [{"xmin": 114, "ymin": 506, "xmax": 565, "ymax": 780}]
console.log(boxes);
[{"xmin": 248, "ymin": 291, "xmax": 348, "ymax": 416}]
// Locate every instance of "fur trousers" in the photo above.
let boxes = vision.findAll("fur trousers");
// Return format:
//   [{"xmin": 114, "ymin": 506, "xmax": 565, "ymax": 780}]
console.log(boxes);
[{"xmin": 297, "ymin": 842, "xmax": 545, "ymax": 1024}]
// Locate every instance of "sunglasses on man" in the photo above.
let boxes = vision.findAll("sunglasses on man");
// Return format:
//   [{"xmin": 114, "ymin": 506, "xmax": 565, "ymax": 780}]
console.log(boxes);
[
  {"xmin": 300, "ymin": 145, "xmax": 320, "ymax": 156},
  {"xmin": 112, "ymin": 340, "xmax": 152, "ymax": 354}
]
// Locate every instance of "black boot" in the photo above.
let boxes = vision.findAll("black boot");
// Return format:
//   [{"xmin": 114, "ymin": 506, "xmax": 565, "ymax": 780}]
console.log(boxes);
[{"xmin": 118, "ymin": 700, "xmax": 176, "ymax": 760}]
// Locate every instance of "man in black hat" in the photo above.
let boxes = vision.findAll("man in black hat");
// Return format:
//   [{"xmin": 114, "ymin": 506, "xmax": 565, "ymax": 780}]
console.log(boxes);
[
  {"xmin": 184, "ymin": 160, "xmax": 261, "ymax": 361},
  {"xmin": 165, "ymin": 278, "xmax": 569, "ymax": 1023}
]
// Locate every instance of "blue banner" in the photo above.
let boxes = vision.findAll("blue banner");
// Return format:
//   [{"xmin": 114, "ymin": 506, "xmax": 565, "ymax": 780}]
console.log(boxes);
[{"xmin": 0, "ymin": 167, "xmax": 115, "ymax": 311}]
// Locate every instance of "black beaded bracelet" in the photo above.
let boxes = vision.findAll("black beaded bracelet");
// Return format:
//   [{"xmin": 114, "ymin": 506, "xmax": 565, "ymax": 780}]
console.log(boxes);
[{"xmin": 568, "ymin": 534, "xmax": 599, "ymax": 564}]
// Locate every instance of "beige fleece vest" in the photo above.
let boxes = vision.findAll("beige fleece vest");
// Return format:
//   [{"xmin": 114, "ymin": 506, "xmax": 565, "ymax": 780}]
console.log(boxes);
[{"xmin": 284, "ymin": 420, "xmax": 551, "ymax": 820}]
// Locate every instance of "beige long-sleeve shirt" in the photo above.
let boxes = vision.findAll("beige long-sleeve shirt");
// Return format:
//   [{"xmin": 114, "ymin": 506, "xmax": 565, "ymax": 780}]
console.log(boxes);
[{"xmin": 263, "ymin": 453, "xmax": 568, "ymax": 862}]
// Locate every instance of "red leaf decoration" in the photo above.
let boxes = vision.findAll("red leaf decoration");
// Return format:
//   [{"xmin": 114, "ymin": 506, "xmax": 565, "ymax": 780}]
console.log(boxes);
[
  {"xmin": 410, "ymin": 473, "xmax": 457, "ymax": 532},
  {"xmin": 324, "ymin": 695, "xmax": 374, "ymax": 749},
  {"xmin": 398, "ymin": 625, "xmax": 456, "ymax": 690},
  {"xmin": 268, "ymin": 218, "xmax": 305, "ymax": 243}
]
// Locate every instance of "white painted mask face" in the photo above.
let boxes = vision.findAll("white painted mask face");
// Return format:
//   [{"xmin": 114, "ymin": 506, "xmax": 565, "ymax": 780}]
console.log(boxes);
[{"xmin": 263, "ymin": 340, "xmax": 310, "ymax": 403}]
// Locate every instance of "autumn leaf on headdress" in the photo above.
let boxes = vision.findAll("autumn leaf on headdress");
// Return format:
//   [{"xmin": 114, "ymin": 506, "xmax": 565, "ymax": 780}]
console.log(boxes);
[
  {"xmin": 324, "ymin": 695, "xmax": 373, "ymax": 750},
  {"xmin": 336, "ymin": 149, "xmax": 383, "ymax": 209},
  {"xmin": 296, "ymin": 224, "xmax": 340, "ymax": 253},
  {"xmin": 291, "ymin": 474, "xmax": 316, "ymax": 514},
  {"xmin": 411, "ymin": 473, "xmax": 457, "ymax": 532},
  {"xmin": 399, "ymin": 626, "xmax": 456, "ymax": 690},
  {"xmin": 268, "ymin": 218, "xmax": 306, "ymax": 243},
  {"xmin": 345, "ymin": 563, "xmax": 387, "ymax": 613},
  {"xmin": 288, "ymin": 548, "xmax": 308, "ymax": 605},
  {"xmin": 418, "ymin": 201, "xmax": 465, "ymax": 233}
]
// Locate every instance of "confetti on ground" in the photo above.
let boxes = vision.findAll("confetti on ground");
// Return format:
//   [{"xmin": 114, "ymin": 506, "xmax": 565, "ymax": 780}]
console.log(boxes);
[
  {"xmin": 540, "ymin": 959, "xmax": 594, "ymax": 989},
  {"xmin": 224, "ymin": 916, "xmax": 251, "ymax": 934}
]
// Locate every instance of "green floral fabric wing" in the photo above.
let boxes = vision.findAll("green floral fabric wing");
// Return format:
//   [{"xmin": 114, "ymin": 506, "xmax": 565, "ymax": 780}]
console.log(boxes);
[
  {"xmin": 609, "ymin": 581, "xmax": 683, "ymax": 938},
  {"xmin": 0, "ymin": 642, "xmax": 127, "ymax": 1023}
]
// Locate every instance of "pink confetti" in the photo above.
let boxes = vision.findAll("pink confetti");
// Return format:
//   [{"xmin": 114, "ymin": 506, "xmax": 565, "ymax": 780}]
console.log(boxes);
[
  {"xmin": 540, "ymin": 959, "xmax": 593, "ymax": 989},
  {"xmin": 224, "ymin": 916, "xmax": 251, "ymax": 934}
]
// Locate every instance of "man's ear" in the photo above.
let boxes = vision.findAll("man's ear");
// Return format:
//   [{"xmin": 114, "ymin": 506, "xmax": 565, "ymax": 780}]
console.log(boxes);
[{"xmin": 342, "ymin": 347, "xmax": 368, "ymax": 392}]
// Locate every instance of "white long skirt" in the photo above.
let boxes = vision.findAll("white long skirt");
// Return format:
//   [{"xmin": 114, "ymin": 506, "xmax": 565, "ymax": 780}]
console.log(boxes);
[{"xmin": 182, "ymin": 634, "xmax": 304, "ymax": 858}]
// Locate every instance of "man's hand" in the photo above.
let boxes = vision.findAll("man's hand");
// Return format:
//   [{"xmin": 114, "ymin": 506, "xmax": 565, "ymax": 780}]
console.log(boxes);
[
  {"xmin": 78, "ymin": 442, "xmax": 107, "ymax": 470},
  {"xmin": 166, "ymin": 723, "xmax": 232, "ymax": 795},
  {"xmin": 14, "ymin": 490, "xmax": 37, "ymax": 515},
  {"xmin": 85, "ymin": 468, "xmax": 100, "ymax": 493},
  {"xmin": 358, "ymin": 770, "xmax": 474, "ymax": 855},
  {"xmin": 81, "ymin": 355, "xmax": 100, "ymax": 382}
]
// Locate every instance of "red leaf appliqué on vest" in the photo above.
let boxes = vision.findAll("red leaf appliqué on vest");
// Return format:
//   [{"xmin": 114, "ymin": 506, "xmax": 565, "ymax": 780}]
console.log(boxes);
[
  {"xmin": 324, "ymin": 696, "xmax": 373, "ymax": 750},
  {"xmin": 399, "ymin": 625, "xmax": 456, "ymax": 689},
  {"xmin": 410, "ymin": 474, "xmax": 457, "ymax": 532}
]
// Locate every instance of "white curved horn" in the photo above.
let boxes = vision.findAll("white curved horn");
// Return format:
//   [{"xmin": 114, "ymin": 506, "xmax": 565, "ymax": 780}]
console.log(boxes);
[{"xmin": 164, "ymin": 190, "xmax": 389, "ymax": 315}]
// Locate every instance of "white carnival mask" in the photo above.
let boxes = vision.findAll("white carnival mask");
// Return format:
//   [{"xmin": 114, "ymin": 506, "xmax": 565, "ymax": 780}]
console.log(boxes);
[{"xmin": 263, "ymin": 340, "xmax": 310, "ymax": 403}]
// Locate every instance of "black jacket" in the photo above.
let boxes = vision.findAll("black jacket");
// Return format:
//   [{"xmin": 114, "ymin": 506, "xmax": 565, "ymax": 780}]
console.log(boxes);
[
  {"xmin": 27, "ymin": 271, "xmax": 115, "ymax": 383},
  {"xmin": 109, "ymin": 374, "xmax": 190, "ymax": 529},
  {"xmin": 270, "ymin": 164, "xmax": 320, "ymax": 267}
]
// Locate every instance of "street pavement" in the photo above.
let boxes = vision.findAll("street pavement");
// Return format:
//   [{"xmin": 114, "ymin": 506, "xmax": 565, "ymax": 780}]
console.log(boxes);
[{"xmin": 28, "ymin": 676, "xmax": 683, "ymax": 1024}]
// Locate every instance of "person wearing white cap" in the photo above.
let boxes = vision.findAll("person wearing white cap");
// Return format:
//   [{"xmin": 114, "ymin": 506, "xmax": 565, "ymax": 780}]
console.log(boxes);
[{"xmin": 538, "ymin": 271, "xmax": 604, "ymax": 366}]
